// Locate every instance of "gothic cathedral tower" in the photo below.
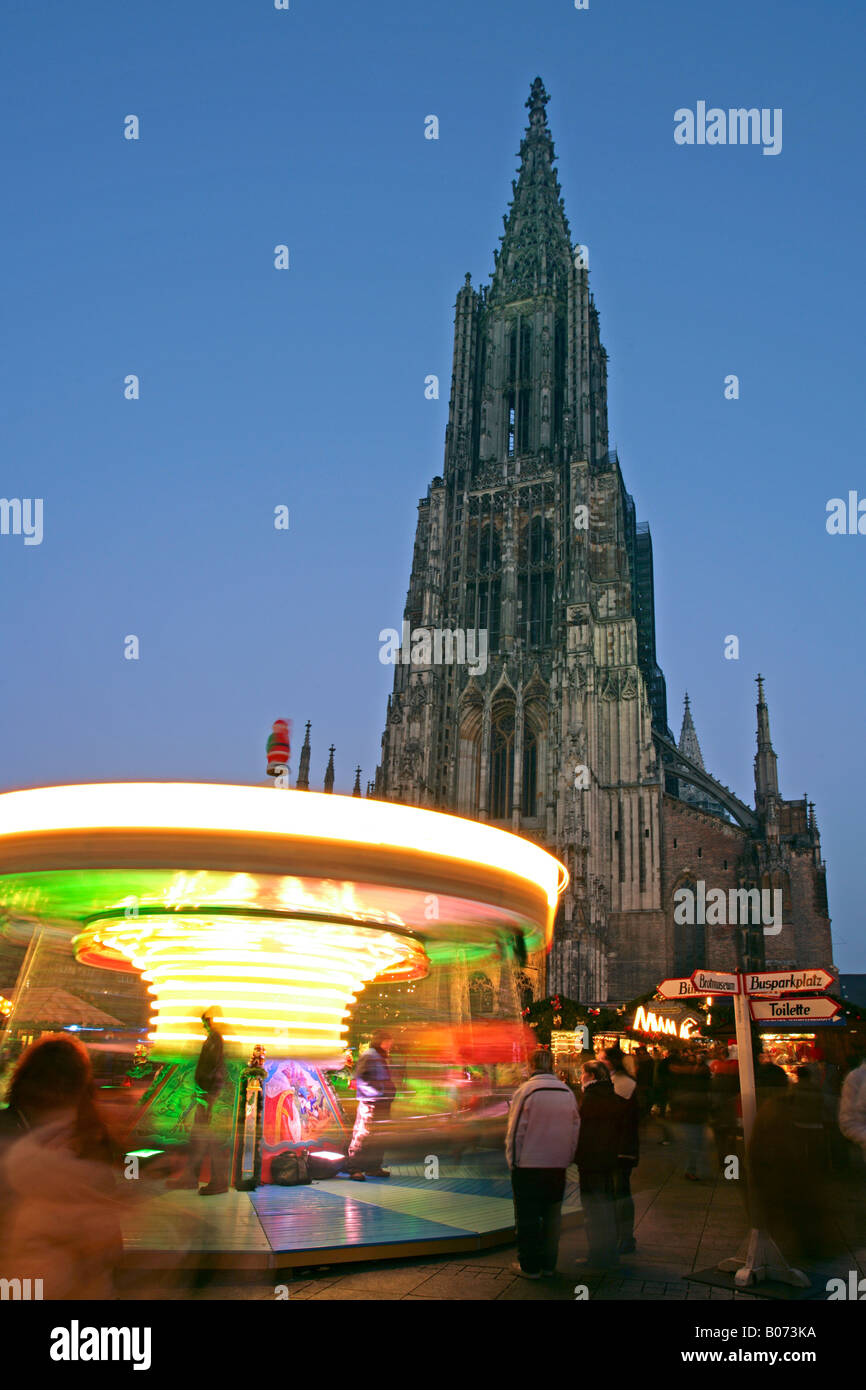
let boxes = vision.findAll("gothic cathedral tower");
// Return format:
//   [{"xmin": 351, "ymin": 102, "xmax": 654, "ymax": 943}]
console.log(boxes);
[{"xmin": 375, "ymin": 79, "xmax": 672, "ymax": 1003}]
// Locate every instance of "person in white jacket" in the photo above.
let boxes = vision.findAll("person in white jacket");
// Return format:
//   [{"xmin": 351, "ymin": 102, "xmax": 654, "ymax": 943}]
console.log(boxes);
[
  {"xmin": 839, "ymin": 1058, "xmax": 866, "ymax": 1158},
  {"xmin": 505, "ymin": 1049, "xmax": 580, "ymax": 1279}
]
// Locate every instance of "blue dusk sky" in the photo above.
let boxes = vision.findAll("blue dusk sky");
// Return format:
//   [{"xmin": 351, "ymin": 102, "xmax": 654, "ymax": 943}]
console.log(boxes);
[{"xmin": 1, "ymin": 1, "xmax": 864, "ymax": 967}]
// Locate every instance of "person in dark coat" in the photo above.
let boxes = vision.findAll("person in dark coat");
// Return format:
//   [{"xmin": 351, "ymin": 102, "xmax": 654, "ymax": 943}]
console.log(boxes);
[
  {"xmin": 633, "ymin": 1045, "xmax": 655, "ymax": 1117},
  {"xmin": 345, "ymin": 1029, "xmax": 397, "ymax": 1180},
  {"xmin": 600, "ymin": 1047, "xmax": 640, "ymax": 1254},
  {"xmin": 576, "ymin": 1061, "xmax": 629, "ymax": 1270},
  {"xmin": 750, "ymin": 1067, "xmax": 836, "ymax": 1260},
  {"xmin": 169, "ymin": 1006, "xmax": 231, "ymax": 1195}
]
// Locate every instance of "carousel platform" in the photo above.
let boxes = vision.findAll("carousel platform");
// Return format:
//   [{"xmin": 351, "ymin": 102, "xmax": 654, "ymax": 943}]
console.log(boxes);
[{"xmin": 120, "ymin": 1159, "xmax": 583, "ymax": 1270}]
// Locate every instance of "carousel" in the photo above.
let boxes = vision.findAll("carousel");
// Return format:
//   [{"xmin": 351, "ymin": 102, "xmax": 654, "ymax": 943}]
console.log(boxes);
[{"xmin": 0, "ymin": 781, "xmax": 570, "ymax": 1267}]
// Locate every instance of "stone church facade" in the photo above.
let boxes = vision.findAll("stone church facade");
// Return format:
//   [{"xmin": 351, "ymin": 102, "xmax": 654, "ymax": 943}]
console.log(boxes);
[{"xmin": 373, "ymin": 79, "xmax": 834, "ymax": 1006}]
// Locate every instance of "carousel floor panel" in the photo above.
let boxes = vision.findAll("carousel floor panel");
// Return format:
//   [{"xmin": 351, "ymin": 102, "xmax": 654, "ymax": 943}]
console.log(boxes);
[
  {"xmin": 121, "ymin": 1186, "xmax": 273, "ymax": 1266},
  {"xmin": 120, "ymin": 1164, "xmax": 582, "ymax": 1269},
  {"xmin": 250, "ymin": 1181, "xmax": 474, "ymax": 1252}
]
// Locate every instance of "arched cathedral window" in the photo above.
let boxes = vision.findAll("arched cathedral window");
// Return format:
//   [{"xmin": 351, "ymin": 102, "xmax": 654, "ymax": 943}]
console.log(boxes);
[
  {"xmin": 515, "ymin": 971, "xmax": 534, "ymax": 1012},
  {"xmin": 469, "ymin": 972, "xmax": 494, "ymax": 1018},
  {"xmin": 522, "ymin": 728, "xmax": 538, "ymax": 817},
  {"xmin": 517, "ymin": 513, "xmax": 554, "ymax": 647},
  {"xmin": 519, "ymin": 322, "xmax": 532, "ymax": 379},
  {"xmin": 490, "ymin": 709, "xmax": 515, "ymax": 819}
]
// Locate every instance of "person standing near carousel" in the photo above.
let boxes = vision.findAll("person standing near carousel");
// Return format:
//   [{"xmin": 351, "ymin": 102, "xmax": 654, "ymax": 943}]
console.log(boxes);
[
  {"xmin": 344, "ymin": 1030, "xmax": 397, "ymax": 1180},
  {"xmin": 168, "ymin": 1006, "xmax": 231, "ymax": 1195}
]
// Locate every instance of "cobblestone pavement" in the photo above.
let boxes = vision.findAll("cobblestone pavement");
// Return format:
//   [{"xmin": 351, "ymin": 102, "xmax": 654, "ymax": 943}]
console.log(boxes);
[{"xmin": 119, "ymin": 1128, "xmax": 866, "ymax": 1302}]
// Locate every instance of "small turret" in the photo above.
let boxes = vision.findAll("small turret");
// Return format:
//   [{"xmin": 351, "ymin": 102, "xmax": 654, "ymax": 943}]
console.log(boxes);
[
  {"xmin": 677, "ymin": 693, "xmax": 705, "ymax": 770},
  {"xmin": 754, "ymin": 674, "xmax": 780, "ymax": 813},
  {"xmin": 296, "ymin": 721, "xmax": 312, "ymax": 791}
]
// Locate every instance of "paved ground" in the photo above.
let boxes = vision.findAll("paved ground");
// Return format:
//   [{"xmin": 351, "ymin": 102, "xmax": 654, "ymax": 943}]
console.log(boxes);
[{"xmin": 118, "ymin": 1124, "xmax": 866, "ymax": 1301}]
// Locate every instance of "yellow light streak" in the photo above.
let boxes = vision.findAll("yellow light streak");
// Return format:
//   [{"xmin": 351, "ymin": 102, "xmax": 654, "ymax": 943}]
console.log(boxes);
[
  {"xmin": 74, "ymin": 910, "xmax": 427, "ymax": 1059},
  {"xmin": 0, "ymin": 782, "xmax": 565, "ymax": 908}
]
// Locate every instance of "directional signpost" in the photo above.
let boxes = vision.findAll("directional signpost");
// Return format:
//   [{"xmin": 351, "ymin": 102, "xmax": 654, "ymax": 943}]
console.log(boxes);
[
  {"xmin": 656, "ymin": 976, "xmax": 699, "ymax": 999},
  {"xmin": 743, "ymin": 967, "xmax": 835, "ymax": 997},
  {"xmin": 750, "ymin": 996, "xmax": 841, "ymax": 1022},
  {"xmin": 723, "ymin": 966, "xmax": 835, "ymax": 1290},
  {"xmin": 690, "ymin": 968, "xmax": 739, "ymax": 995},
  {"xmin": 656, "ymin": 962, "xmax": 837, "ymax": 1291}
]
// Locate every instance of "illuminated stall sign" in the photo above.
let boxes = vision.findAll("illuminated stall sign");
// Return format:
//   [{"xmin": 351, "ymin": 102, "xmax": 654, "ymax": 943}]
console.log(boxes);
[{"xmin": 631, "ymin": 1003, "xmax": 702, "ymax": 1041}]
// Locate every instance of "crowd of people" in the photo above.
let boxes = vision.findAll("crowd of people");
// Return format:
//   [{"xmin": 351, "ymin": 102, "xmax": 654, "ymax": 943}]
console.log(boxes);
[
  {"xmin": 504, "ymin": 1040, "xmax": 866, "ymax": 1278},
  {"xmin": 2, "ymin": 1022, "xmax": 866, "ymax": 1296}
]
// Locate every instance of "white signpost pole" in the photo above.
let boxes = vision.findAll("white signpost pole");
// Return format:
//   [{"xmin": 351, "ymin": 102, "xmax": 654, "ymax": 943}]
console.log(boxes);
[
  {"xmin": 716, "ymin": 971, "xmax": 809, "ymax": 1290},
  {"xmin": 733, "ymin": 972, "xmax": 757, "ymax": 1146}
]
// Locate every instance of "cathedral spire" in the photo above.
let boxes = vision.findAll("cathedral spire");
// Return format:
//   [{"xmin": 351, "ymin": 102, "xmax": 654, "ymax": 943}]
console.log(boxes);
[
  {"xmin": 296, "ymin": 720, "xmax": 311, "ymax": 791},
  {"xmin": 754, "ymin": 674, "xmax": 780, "ymax": 810},
  {"xmin": 489, "ymin": 76, "xmax": 574, "ymax": 305},
  {"xmin": 324, "ymin": 745, "xmax": 335, "ymax": 794},
  {"xmin": 677, "ymin": 692, "xmax": 705, "ymax": 770},
  {"xmin": 352, "ymin": 766, "xmax": 362, "ymax": 797}
]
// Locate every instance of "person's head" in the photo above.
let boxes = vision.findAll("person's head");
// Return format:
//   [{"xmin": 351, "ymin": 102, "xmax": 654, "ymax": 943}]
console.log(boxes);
[
  {"xmin": 580, "ymin": 1060, "xmax": 611, "ymax": 1091},
  {"xmin": 795, "ymin": 1066, "xmax": 814, "ymax": 1086},
  {"xmin": 531, "ymin": 1048, "xmax": 554, "ymax": 1075},
  {"xmin": 370, "ymin": 1029, "xmax": 393, "ymax": 1054},
  {"xmin": 201, "ymin": 1007, "xmax": 223, "ymax": 1035},
  {"xmin": 6, "ymin": 1032, "xmax": 94, "ymax": 1117},
  {"xmin": 600, "ymin": 1046, "xmax": 625, "ymax": 1074}
]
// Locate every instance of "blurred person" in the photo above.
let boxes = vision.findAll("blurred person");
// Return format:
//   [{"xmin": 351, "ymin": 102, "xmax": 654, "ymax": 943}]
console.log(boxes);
[
  {"xmin": 633, "ymin": 1045, "xmax": 655, "ymax": 1117},
  {"xmin": 668, "ymin": 1049, "xmax": 711, "ymax": 1180},
  {"xmin": 0, "ymin": 1033, "xmax": 122, "ymax": 1299},
  {"xmin": 840, "ymin": 1054, "xmax": 866, "ymax": 1160},
  {"xmin": 708, "ymin": 1043, "xmax": 740, "ymax": 1173},
  {"xmin": 755, "ymin": 1049, "xmax": 789, "ymax": 1102},
  {"xmin": 168, "ymin": 1007, "xmax": 231, "ymax": 1195},
  {"xmin": 345, "ymin": 1029, "xmax": 396, "ymax": 1180},
  {"xmin": 575, "ymin": 1061, "xmax": 629, "ymax": 1271},
  {"xmin": 652, "ymin": 1047, "xmax": 673, "ymax": 1144},
  {"xmin": 505, "ymin": 1049, "xmax": 580, "ymax": 1279},
  {"xmin": 750, "ymin": 1064, "xmax": 836, "ymax": 1261},
  {"xmin": 600, "ymin": 1047, "xmax": 639, "ymax": 1253}
]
